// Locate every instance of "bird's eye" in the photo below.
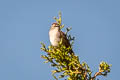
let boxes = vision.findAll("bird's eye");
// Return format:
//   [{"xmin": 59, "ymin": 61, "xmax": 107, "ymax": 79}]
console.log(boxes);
[{"xmin": 55, "ymin": 25, "xmax": 59, "ymax": 27}]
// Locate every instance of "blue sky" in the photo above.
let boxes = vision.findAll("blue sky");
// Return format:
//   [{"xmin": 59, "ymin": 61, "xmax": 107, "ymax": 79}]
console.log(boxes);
[{"xmin": 0, "ymin": 0, "xmax": 120, "ymax": 80}]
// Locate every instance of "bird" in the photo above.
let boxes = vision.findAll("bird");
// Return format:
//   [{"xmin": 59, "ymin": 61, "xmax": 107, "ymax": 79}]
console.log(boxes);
[{"xmin": 49, "ymin": 23, "xmax": 73, "ymax": 54}]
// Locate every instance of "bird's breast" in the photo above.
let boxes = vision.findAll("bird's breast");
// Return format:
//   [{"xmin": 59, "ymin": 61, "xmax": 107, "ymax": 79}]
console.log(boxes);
[{"xmin": 49, "ymin": 29, "xmax": 61, "ymax": 46}]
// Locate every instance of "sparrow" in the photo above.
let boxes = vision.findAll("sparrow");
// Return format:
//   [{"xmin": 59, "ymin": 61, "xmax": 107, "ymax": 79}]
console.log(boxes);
[{"xmin": 49, "ymin": 23, "xmax": 73, "ymax": 54}]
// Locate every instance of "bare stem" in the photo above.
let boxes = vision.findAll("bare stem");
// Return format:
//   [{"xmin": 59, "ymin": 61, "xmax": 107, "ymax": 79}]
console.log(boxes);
[{"xmin": 91, "ymin": 72, "xmax": 102, "ymax": 80}]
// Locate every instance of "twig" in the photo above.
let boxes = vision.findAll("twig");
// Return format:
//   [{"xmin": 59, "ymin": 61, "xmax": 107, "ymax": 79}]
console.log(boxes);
[{"xmin": 91, "ymin": 72, "xmax": 102, "ymax": 80}]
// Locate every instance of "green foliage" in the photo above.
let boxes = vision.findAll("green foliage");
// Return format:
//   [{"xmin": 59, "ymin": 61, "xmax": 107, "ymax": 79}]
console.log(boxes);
[
  {"xmin": 99, "ymin": 61, "xmax": 112, "ymax": 76},
  {"xmin": 40, "ymin": 12, "xmax": 111, "ymax": 80},
  {"xmin": 53, "ymin": 11, "xmax": 64, "ymax": 29}
]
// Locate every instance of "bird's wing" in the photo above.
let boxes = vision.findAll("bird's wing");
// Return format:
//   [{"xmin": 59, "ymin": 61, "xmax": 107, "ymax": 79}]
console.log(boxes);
[
  {"xmin": 60, "ymin": 31, "xmax": 74, "ymax": 54},
  {"xmin": 60, "ymin": 31, "xmax": 70, "ymax": 48}
]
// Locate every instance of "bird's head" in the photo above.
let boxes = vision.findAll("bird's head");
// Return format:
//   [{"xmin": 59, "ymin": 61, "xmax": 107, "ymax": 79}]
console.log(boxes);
[
  {"xmin": 50, "ymin": 23, "xmax": 60, "ymax": 30},
  {"xmin": 52, "ymin": 23, "xmax": 60, "ymax": 27}
]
